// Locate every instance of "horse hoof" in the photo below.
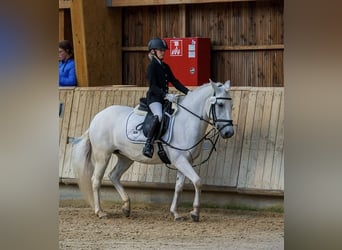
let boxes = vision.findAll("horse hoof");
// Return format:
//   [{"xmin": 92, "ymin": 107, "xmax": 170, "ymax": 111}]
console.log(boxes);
[
  {"xmin": 97, "ymin": 211, "xmax": 108, "ymax": 219},
  {"xmin": 190, "ymin": 213, "xmax": 199, "ymax": 222},
  {"xmin": 122, "ymin": 208, "xmax": 130, "ymax": 217},
  {"xmin": 174, "ymin": 216, "xmax": 185, "ymax": 222}
]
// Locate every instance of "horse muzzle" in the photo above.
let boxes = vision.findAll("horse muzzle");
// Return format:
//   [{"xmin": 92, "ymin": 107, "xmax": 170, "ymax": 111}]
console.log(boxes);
[{"xmin": 218, "ymin": 123, "xmax": 234, "ymax": 139}]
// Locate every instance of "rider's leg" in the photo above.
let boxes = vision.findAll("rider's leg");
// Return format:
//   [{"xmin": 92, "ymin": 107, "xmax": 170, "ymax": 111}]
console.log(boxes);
[
  {"xmin": 148, "ymin": 102, "xmax": 162, "ymax": 122},
  {"xmin": 142, "ymin": 102, "xmax": 162, "ymax": 158}
]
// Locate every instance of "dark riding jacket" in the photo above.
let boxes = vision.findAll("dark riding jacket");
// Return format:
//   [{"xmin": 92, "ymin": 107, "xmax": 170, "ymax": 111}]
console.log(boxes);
[{"xmin": 146, "ymin": 57, "xmax": 189, "ymax": 104}]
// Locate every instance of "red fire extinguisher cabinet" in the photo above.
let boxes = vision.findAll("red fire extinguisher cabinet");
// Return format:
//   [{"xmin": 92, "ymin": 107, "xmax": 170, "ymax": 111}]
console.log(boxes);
[{"xmin": 163, "ymin": 37, "xmax": 211, "ymax": 86}]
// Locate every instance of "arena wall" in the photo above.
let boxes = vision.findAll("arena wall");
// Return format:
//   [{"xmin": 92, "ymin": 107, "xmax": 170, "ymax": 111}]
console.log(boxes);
[{"xmin": 59, "ymin": 86, "xmax": 283, "ymax": 198}]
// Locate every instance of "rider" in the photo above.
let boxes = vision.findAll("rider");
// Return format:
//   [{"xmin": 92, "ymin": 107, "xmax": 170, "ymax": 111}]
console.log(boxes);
[{"xmin": 142, "ymin": 37, "xmax": 190, "ymax": 158}]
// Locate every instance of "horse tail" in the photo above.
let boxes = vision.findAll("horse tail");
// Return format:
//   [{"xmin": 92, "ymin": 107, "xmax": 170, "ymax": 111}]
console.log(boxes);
[{"xmin": 71, "ymin": 130, "xmax": 95, "ymax": 209}]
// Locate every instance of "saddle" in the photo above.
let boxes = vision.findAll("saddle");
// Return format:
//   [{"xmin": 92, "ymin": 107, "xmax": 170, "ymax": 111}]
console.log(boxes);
[
  {"xmin": 136, "ymin": 98, "xmax": 174, "ymax": 164},
  {"xmin": 137, "ymin": 98, "xmax": 174, "ymax": 138}
]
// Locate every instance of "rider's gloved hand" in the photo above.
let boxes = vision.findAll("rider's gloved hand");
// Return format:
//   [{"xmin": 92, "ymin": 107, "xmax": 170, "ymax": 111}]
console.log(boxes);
[{"xmin": 164, "ymin": 93, "xmax": 177, "ymax": 103}]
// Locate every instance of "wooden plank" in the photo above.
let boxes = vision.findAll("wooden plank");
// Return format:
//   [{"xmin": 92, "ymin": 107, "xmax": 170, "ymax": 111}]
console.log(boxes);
[
  {"xmin": 206, "ymin": 144, "xmax": 215, "ymax": 185},
  {"xmin": 270, "ymin": 88, "xmax": 284, "ymax": 189},
  {"xmin": 253, "ymin": 89, "xmax": 273, "ymax": 188},
  {"xmin": 222, "ymin": 90, "xmax": 242, "ymax": 186},
  {"xmin": 70, "ymin": 0, "xmax": 88, "ymax": 86},
  {"xmin": 197, "ymin": 128, "xmax": 211, "ymax": 185},
  {"xmin": 278, "ymin": 151, "xmax": 284, "ymax": 190},
  {"xmin": 121, "ymin": 46, "xmax": 148, "ymax": 52},
  {"xmin": 59, "ymin": 89, "xmax": 74, "ymax": 178},
  {"xmin": 210, "ymin": 136, "xmax": 226, "ymax": 185},
  {"xmin": 61, "ymin": 89, "xmax": 81, "ymax": 179},
  {"xmin": 262, "ymin": 88, "xmax": 281, "ymax": 188},
  {"xmin": 105, "ymin": 89, "xmax": 115, "ymax": 107},
  {"xmin": 81, "ymin": 90, "xmax": 93, "ymax": 134},
  {"xmin": 237, "ymin": 90, "xmax": 256, "ymax": 188},
  {"xmin": 145, "ymin": 163, "xmax": 155, "ymax": 183},
  {"xmin": 107, "ymin": 0, "xmax": 255, "ymax": 7},
  {"xmin": 152, "ymin": 162, "xmax": 163, "ymax": 183},
  {"xmin": 90, "ymin": 90, "xmax": 101, "ymax": 121},
  {"xmin": 246, "ymin": 90, "xmax": 265, "ymax": 188},
  {"xmin": 159, "ymin": 163, "xmax": 168, "ymax": 183},
  {"xmin": 228, "ymin": 89, "xmax": 248, "ymax": 186},
  {"xmin": 212, "ymin": 44, "xmax": 284, "ymax": 51},
  {"xmin": 74, "ymin": 90, "xmax": 87, "ymax": 136},
  {"xmin": 136, "ymin": 163, "xmax": 146, "ymax": 182},
  {"xmin": 98, "ymin": 90, "xmax": 108, "ymax": 113}
]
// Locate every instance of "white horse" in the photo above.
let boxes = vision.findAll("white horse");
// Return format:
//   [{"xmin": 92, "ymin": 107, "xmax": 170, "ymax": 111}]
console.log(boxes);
[{"xmin": 71, "ymin": 79, "xmax": 234, "ymax": 222}]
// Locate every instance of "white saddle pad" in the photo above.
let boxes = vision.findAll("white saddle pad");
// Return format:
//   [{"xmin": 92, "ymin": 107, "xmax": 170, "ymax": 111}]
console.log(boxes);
[{"xmin": 126, "ymin": 111, "xmax": 175, "ymax": 144}]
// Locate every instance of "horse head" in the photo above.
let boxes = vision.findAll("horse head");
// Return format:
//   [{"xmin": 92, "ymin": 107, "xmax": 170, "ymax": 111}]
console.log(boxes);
[{"xmin": 208, "ymin": 79, "xmax": 234, "ymax": 139}]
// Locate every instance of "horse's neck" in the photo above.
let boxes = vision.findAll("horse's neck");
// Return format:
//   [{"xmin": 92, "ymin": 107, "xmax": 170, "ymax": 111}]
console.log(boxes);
[
  {"xmin": 180, "ymin": 84, "xmax": 213, "ymax": 119},
  {"xmin": 176, "ymin": 84, "xmax": 213, "ymax": 138}
]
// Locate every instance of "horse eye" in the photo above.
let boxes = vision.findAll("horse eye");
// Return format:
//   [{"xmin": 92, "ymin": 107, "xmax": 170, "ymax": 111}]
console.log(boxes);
[{"xmin": 218, "ymin": 103, "xmax": 224, "ymax": 107}]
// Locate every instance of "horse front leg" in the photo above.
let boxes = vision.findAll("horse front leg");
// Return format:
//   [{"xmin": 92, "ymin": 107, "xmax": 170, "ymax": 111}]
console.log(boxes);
[
  {"xmin": 190, "ymin": 178, "xmax": 202, "ymax": 222},
  {"xmin": 170, "ymin": 171, "xmax": 186, "ymax": 221},
  {"xmin": 173, "ymin": 158, "xmax": 202, "ymax": 222},
  {"xmin": 109, "ymin": 154, "xmax": 134, "ymax": 217}
]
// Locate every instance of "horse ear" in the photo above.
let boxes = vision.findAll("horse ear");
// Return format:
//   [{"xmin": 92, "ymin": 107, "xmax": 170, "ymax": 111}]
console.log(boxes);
[
  {"xmin": 210, "ymin": 79, "xmax": 218, "ymax": 91},
  {"xmin": 224, "ymin": 80, "xmax": 231, "ymax": 91}
]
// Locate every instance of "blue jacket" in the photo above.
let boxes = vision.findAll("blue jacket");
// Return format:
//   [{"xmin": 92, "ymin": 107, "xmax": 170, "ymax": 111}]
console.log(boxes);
[{"xmin": 59, "ymin": 58, "xmax": 77, "ymax": 86}]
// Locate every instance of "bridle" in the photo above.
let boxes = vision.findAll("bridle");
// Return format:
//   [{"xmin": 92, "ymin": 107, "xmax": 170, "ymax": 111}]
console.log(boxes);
[
  {"xmin": 173, "ymin": 93, "xmax": 234, "ymax": 132},
  {"xmin": 208, "ymin": 95, "xmax": 234, "ymax": 132},
  {"xmin": 160, "ymin": 91, "xmax": 234, "ymax": 168}
]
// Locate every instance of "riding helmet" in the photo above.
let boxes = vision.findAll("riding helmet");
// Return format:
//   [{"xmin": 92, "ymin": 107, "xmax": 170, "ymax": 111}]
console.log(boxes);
[{"xmin": 147, "ymin": 38, "xmax": 168, "ymax": 51}]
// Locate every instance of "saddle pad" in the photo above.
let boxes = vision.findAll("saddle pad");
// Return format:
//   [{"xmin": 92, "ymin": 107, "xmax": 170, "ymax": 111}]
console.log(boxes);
[{"xmin": 126, "ymin": 111, "xmax": 175, "ymax": 144}]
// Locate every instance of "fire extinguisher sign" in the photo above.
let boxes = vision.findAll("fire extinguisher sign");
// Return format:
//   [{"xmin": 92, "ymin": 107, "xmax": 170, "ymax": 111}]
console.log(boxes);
[
  {"xmin": 188, "ymin": 39, "xmax": 196, "ymax": 58},
  {"xmin": 169, "ymin": 40, "xmax": 183, "ymax": 56}
]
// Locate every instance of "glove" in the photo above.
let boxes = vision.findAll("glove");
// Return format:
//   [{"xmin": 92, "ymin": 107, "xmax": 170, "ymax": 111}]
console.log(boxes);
[{"xmin": 164, "ymin": 93, "xmax": 177, "ymax": 103}]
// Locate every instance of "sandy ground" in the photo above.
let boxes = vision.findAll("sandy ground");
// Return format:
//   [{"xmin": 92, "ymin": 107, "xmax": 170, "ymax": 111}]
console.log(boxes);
[{"xmin": 59, "ymin": 200, "xmax": 283, "ymax": 250}]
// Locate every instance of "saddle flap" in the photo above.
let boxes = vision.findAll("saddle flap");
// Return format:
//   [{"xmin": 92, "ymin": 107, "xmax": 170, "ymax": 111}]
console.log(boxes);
[{"xmin": 126, "ymin": 111, "xmax": 175, "ymax": 144}]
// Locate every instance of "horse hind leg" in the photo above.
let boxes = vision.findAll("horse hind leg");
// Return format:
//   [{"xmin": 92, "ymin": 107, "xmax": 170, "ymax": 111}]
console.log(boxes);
[
  {"xmin": 170, "ymin": 171, "xmax": 186, "ymax": 221},
  {"xmin": 108, "ymin": 154, "xmax": 134, "ymax": 217},
  {"xmin": 91, "ymin": 150, "xmax": 112, "ymax": 218}
]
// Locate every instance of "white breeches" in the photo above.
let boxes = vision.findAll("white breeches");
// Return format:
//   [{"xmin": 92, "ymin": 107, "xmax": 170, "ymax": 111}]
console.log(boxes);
[{"xmin": 149, "ymin": 102, "xmax": 163, "ymax": 122}]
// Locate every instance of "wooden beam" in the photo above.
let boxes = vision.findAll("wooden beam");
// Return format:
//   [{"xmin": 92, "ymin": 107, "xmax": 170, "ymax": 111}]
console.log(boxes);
[
  {"xmin": 122, "ymin": 46, "xmax": 147, "ymax": 51},
  {"xmin": 70, "ymin": 0, "xmax": 88, "ymax": 85},
  {"xmin": 71, "ymin": 0, "xmax": 122, "ymax": 86},
  {"xmin": 59, "ymin": 0, "xmax": 71, "ymax": 9},
  {"xmin": 106, "ymin": 0, "xmax": 256, "ymax": 7},
  {"xmin": 212, "ymin": 44, "xmax": 284, "ymax": 51},
  {"xmin": 122, "ymin": 44, "xmax": 284, "ymax": 52}
]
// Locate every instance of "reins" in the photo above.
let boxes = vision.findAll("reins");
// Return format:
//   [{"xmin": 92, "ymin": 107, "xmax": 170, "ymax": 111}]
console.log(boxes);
[{"xmin": 160, "ymin": 94, "xmax": 233, "ymax": 169}]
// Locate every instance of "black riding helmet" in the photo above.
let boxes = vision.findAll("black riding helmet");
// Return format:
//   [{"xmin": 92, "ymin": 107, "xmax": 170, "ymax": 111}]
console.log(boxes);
[{"xmin": 147, "ymin": 38, "xmax": 168, "ymax": 51}]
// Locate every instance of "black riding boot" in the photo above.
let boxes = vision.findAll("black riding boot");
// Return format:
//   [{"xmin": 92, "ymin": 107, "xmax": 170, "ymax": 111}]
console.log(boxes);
[{"xmin": 142, "ymin": 115, "xmax": 160, "ymax": 158}]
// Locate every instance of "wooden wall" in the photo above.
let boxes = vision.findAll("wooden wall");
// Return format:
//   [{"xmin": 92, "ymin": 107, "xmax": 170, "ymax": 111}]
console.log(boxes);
[
  {"xmin": 59, "ymin": 0, "xmax": 283, "ymax": 87},
  {"xmin": 59, "ymin": 86, "xmax": 284, "ymax": 195},
  {"xmin": 122, "ymin": 0, "xmax": 284, "ymax": 87}
]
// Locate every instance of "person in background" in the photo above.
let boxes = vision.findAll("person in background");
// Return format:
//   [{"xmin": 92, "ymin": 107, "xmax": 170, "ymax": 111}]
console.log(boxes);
[
  {"xmin": 142, "ymin": 37, "xmax": 190, "ymax": 158},
  {"xmin": 59, "ymin": 40, "xmax": 77, "ymax": 86}
]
